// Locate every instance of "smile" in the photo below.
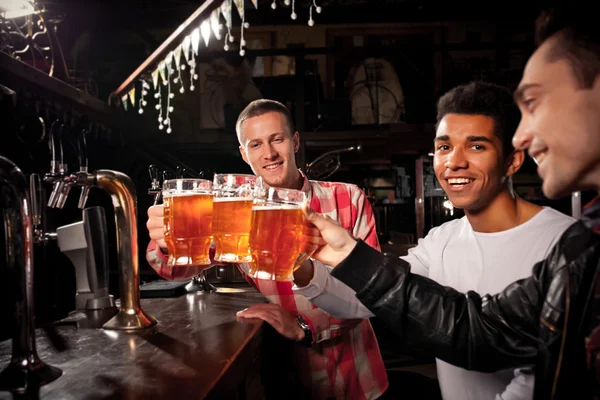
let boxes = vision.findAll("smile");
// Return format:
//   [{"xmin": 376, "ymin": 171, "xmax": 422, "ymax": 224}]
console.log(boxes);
[
  {"xmin": 447, "ymin": 178, "xmax": 475, "ymax": 186},
  {"xmin": 264, "ymin": 162, "xmax": 283, "ymax": 171}
]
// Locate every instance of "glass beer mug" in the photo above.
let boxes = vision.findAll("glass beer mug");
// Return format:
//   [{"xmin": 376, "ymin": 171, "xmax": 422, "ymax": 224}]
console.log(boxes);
[
  {"xmin": 212, "ymin": 174, "xmax": 259, "ymax": 263},
  {"xmin": 163, "ymin": 178, "xmax": 213, "ymax": 267},
  {"xmin": 248, "ymin": 186, "xmax": 315, "ymax": 281}
]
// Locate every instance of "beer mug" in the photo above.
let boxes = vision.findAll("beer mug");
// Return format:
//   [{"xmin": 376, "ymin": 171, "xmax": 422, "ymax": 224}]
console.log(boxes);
[
  {"xmin": 248, "ymin": 187, "xmax": 314, "ymax": 281},
  {"xmin": 163, "ymin": 179, "xmax": 213, "ymax": 267},
  {"xmin": 212, "ymin": 174, "xmax": 259, "ymax": 262}
]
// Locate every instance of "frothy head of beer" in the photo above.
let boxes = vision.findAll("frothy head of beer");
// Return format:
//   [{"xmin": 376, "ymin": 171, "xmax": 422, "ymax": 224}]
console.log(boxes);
[{"xmin": 237, "ymin": 100, "xmax": 303, "ymax": 190}]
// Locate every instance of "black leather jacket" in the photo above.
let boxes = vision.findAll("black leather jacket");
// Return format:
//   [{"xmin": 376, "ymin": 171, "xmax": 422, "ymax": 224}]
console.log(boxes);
[{"xmin": 331, "ymin": 207, "xmax": 600, "ymax": 400}]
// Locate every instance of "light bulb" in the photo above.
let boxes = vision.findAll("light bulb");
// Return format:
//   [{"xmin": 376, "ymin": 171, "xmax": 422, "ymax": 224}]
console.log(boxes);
[
  {"xmin": 179, "ymin": 87, "xmax": 185, "ymax": 94},
  {"xmin": 193, "ymin": 74, "xmax": 198, "ymax": 80},
  {"xmin": 284, "ymin": 0, "xmax": 290, "ymax": 5},
  {"xmin": 174, "ymin": 77, "xmax": 179, "ymax": 83},
  {"xmin": 142, "ymin": 100, "xmax": 148, "ymax": 106},
  {"xmin": 190, "ymin": 85, "xmax": 195, "ymax": 91},
  {"xmin": 316, "ymin": 6, "xmax": 321, "ymax": 13},
  {"xmin": 229, "ymin": 35, "xmax": 235, "ymax": 43},
  {"xmin": 168, "ymin": 106, "xmax": 174, "ymax": 112},
  {"xmin": 154, "ymin": 93, "xmax": 160, "ymax": 98},
  {"xmin": 166, "ymin": 127, "xmax": 172, "ymax": 134},
  {"xmin": 271, "ymin": 2, "xmax": 276, "ymax": 9},
  {"xmin": 224, "ymin": 44, "xmax": 229, "ymax": 51},
  {"xmin": 240, "ymin": 49, "xmax": 245, "ymax": 56},
  {"xmin": 243, "ymin": 22, "xmax": 249, "ymax": 29},
  {"xmin": 138, "ymin": 109, "xmax": 144, "ymax": 114},
  {"xmin": 142, "ymin": 90, "xmax": 148, "ymax": 95},
  {"xmin": 308, "ymin": 19, "xmax": 314, "ymax": 26},
  {"xmin": 291, "ymin": 12, "xmax": 297, "ymax": 20},
  {"xmin": 155, "ymin": 104, "xmax": 161, "ymax": 110},
  {"xmin": 240, "ymin": 39, "xmax": 246, "ymax": 46},
  {"xmin": 159, "ymin": 124, "xmax": 164, "ymax": 130},
  {"xmin": 181, "ymin": 65, "xmax": 186, "ymax": 70},
  {"xmin": 169, "ymin": 93, "xmax": 175, "ymax": 99},
  {"xmin": 158, "ymin": 116, "xmax": 163, "ymax": 122}
]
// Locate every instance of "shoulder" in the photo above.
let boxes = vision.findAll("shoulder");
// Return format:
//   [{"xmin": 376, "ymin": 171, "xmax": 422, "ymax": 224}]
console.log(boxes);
[
  {"xmin": 532, "ymin": 207, "xmax": 577, "ymax": 233},
  {"xmin": 426, "ymin": 217, "xmax": 467, "ymax": 239}
]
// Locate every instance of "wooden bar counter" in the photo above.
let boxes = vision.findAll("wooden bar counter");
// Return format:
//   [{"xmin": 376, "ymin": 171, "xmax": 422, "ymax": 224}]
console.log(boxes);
[{"xmin": 0, "ymin": 287, "xmax": 266, "ymax": 399}]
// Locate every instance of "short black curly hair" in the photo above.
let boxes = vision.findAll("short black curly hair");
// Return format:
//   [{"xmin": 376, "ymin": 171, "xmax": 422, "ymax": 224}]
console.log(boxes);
[{"xmin": 436, "ymin": 81, "xmax": 520, "ymax": 161}]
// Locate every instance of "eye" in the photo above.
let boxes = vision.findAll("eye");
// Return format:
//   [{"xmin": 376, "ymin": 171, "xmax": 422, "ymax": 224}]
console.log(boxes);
[
  {"xmin": 436, "ymin": 144, "xmax": 450, "ymax": 151},
  {"xmin": 249, "ymin": 142, "xmax": 260, "ymax": 149},
  {"xmin": 471, "ymin": 144, "xmax": 485, "ymax": 150},
  {"xmin": 273, "ymin": 137, "xmax": 284, "ymax": 143},
  {"xmin": 522, "ymin": 98, "xmax": 535, "ymax": 112}
]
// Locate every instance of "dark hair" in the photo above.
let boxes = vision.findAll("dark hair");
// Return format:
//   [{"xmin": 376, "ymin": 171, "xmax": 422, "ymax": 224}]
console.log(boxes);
[
  {"xmin": 535, "ymin": 6, "xmax": 600, "ymax": 88},
  {"xmin": 436, "ymin": 81, "xmax": 520, "ymax": 160},
  {"xmin": 235, "ymin": 99, "xmax": 295, "ymax": 144}
]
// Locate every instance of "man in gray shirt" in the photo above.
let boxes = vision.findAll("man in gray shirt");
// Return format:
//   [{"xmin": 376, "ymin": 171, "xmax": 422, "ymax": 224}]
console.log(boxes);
[{"xmin": 286, "ymin": 82, "xmax": 575, "ymax": 400}]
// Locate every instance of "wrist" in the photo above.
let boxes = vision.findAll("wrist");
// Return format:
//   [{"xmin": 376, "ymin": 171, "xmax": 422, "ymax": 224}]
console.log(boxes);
[{"xmin": 295, "ymin": 314, "xmax": 313, "ymax": 346}]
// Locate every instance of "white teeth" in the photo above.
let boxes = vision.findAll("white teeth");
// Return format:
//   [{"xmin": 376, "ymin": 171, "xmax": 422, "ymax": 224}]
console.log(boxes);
[
  {"xmin": 265, "ymin": 163, "xmax": 282, "ymax": 170},
  {"xmin": 448, "ymin": 178, "xmax": 474, "ymax": 185}
]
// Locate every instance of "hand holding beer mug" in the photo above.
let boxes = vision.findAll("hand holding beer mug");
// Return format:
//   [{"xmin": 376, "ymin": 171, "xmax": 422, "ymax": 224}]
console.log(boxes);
[
  {"xmin": 163, "ymin": 179, "xmax": 213, "ymax": 267},
  {"xmin": 248, "ymin": 187, "xmax": 316, "ymax": 281},
  {"xmin": 212, "ymin": 174, "xmax": 258, "ymax": 263}
]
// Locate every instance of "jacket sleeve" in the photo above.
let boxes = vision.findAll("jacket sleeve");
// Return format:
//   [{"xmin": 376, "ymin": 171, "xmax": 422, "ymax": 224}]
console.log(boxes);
[{"xmin": 331, "ymin": 240, "xmax": 544, "ymax": 372}]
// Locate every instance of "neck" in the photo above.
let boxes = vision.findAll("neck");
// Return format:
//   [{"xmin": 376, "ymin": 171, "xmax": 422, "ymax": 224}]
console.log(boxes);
[
  {"xmin": 279, "ymin": 169, "xmax": 303, "ymax": 191},
  {"xmin": 464, "ymin": 189, "xmax": 523, "ymax": 233}
]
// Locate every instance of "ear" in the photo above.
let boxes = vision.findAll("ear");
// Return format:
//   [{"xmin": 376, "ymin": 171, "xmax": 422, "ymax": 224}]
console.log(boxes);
[
  {"xmin": 504, "ymin": 149, "xmax": 525, "ymax": 177},
  {"xmin": 292, "ymin": 131, "xmax": 300, "ymax": 153},
  {"xmin": 239, "ymin": 145, "xmax": 250, "ymax": 165}
]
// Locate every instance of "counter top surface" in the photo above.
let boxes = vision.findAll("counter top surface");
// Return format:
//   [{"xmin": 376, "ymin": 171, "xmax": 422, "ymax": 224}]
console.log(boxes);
[{"xmin": 0, "ymin": 286, "xmax": 266, "ymax": 399}]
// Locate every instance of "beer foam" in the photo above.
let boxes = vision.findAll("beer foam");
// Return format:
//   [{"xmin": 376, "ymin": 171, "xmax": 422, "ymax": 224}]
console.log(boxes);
[
  {"xmin": 213, "ymin": 197, "xmax": 253, "ymax": 202},
  {"xmin": 163, "ymin": 192, "xmax": 211, "ymax": 198},
  {"xmin": 252, "ymin": 204, "xmax": 301, "ymax": 211}
]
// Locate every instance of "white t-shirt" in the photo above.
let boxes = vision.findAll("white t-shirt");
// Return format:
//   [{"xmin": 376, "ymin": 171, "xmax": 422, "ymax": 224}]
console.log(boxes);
[{"xmin": 294, "ymin": 207, "xmax": 575, "ymax": 400}]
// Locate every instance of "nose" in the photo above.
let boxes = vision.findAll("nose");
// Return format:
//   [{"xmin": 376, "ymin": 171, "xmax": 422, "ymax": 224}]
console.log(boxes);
[
  {"xmin": 512, "ymin": 119, "xmax": 533, "ymax": 151},
  {"xmin": 261, "ymin": 143, "xmax": 278, "ymax": 161},
  {"xmin": 445, "ymin": 147, "xmax": 468, "ymax": 170}
]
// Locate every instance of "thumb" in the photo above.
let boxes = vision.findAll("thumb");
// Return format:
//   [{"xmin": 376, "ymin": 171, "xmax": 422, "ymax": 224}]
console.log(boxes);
[{"xmin": 302, "ymin": 204, "xmax": 331, "ymax": 230}]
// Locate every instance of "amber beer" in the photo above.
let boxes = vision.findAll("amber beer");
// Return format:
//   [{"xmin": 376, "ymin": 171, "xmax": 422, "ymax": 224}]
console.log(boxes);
[
  {"xmin": 248, "ymin": 187, "xmax": 310, "ymax": 281},
  {"xmin": 212, "ymin": 174, "xmax": 258, "ymax": 262},
  {"xmin": 163, "ymin": 179, "xmax": 213, "ymax": 267}
]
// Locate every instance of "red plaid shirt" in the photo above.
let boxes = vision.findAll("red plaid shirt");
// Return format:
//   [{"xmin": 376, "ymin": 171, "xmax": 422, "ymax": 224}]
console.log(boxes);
[{"xmin": 146, "ymin": 171, "xmax": 388, "ymax": 399}]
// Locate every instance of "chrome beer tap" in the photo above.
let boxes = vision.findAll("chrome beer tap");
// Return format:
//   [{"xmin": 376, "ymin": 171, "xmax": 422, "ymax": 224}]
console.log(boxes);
[
  {"xmin": 0, "ymin": 156, "xmax": 62, "ymax": 393},
  {"xmin": 45, "ymin": 121, "xmax": 70, "ymax": 209},
  {"xmin": 44, "ymin": 132, "xmax": 156, "ymax": 330}
]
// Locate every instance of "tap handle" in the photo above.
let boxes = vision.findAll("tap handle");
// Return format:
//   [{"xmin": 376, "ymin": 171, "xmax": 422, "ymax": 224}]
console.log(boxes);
[
  {"xmin": 78, "ymin": 186, "xmax": 90, "ymax": 209},
  {"xmin": 29, "ymin": 173, "xmax": 43, "ymax": 229},
  {"xmin": 175, "ymin": 166, "xmax": 185, "ymax": 179},
  {"xmin": 148, "ymin": 165, "xmax": 160, "ymax": 189},
  {"xmin": 161, "ymin": 170, "xmax": 172, "ymax": 182},
  {"xmin": 48, "ymin": 120, "xmax": 64, "ymax": 175},
  {"xmin": 77, "ymin": 129, "xmax": 88, "ymax": 173}
]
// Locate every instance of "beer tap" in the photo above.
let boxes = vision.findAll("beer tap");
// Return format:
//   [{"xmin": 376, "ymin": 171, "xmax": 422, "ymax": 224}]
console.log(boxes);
[
  {"xmin": 0, "ymin": 156, "xmax": 62, "ymax": 393},
  {"xmin": 44, "ymin": 148, "xmax": 156, "ymax": 331},
  {"xmin": 77, "ymin": 129, "xmax": 91, "ymax": 209},
  {"xmin": 148, "ymin": 165, "xmax": 162, "ymax": 205},
  {"xmin": 29, "ymin": 173, "xmax": 57, "ymax": 244},
  {"xmin": 46, "ymin": 121, "xmax": 70, "ymax": 209}
]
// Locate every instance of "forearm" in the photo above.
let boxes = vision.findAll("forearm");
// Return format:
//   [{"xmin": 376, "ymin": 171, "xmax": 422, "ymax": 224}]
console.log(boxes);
[
  {"xmin": 331, "ymin": 240, "xmax": 543, "ymax": 372},
  {"xmin": 293, "ymin": 260, "xmax": 374, "ymax": 319}
]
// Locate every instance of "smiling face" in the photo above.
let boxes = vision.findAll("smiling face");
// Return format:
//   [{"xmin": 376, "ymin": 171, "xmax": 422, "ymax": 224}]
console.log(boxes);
[
  {"xmin": 238, "ymin": 111, "xmax": 300, "ymax": 189},
  {"xmin": 434, "ymin": 114, "xmax": 522, "ymax": 212},
  {"xmin": 512, "ymin": 36, "xmax": 600, "ymax": 199}
]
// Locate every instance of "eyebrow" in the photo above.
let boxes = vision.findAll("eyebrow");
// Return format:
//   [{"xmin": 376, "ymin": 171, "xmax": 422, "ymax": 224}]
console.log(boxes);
[
  {"xmin": 514, "ymin": 83, "xmax": 541, "ymax": 103},
  {"xmin": 434, "ymin": 135, "xmax": 493, "ymax": 143}
]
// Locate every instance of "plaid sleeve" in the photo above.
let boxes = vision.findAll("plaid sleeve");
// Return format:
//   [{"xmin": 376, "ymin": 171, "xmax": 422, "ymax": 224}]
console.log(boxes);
[
  {"xmin": 299, "ymin": 183, "xmax": 380, "ymax": 343},
  {"xmin": 146, "ymin": 239, "xmax": 223, "ymax": 280}
]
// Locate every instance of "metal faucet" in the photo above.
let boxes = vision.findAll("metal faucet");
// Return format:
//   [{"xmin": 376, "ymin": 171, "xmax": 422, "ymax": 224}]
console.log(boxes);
[
  {"xmin": 0, "ymin": 156, "xmax": 62, "ymax": 393},
  {"xmin": 44, "ymin": 130, "xmax": 156, "ymax": 330}
]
